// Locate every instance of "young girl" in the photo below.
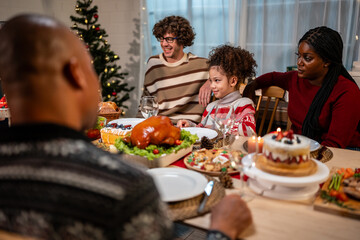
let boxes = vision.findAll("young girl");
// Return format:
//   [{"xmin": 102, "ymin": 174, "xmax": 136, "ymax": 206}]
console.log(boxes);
[{"xmin": 177, "ymin": 44, "xmax": 257, "ymax": 136}]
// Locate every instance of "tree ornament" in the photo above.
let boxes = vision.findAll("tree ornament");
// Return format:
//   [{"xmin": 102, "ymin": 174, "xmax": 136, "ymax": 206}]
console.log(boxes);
[{"xmin": 70, "ymin": 0, "xmax": 134, "ymax": 109}]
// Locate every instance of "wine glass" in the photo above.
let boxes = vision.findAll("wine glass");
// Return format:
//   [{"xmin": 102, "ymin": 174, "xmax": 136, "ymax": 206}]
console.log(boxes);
[
  {"xmin": 229, "ymin": 147, "xmax": 256, "ymax": 202},
  {"xmin": 214, "ymin": 105, "xmax": 235, "ymax": 148},
  {"xmin": 140, "ymin": 96, "xmax": 159, "ymax": 119}
]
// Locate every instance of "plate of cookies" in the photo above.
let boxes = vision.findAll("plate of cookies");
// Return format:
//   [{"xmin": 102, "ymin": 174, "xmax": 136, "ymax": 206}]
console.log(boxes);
[{"xmin": 184, "ymin": 148, "xmax": 243, "ymax": 176}]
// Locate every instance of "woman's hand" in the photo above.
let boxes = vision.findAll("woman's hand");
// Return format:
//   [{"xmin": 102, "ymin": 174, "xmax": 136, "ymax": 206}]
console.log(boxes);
[
  {"xmin": 177, "ymin": 120, "xmax": 190, "ymax": 128},
  {"xmin": 243, "ymin": 80, "xmax": 258, "ymax": 103}
]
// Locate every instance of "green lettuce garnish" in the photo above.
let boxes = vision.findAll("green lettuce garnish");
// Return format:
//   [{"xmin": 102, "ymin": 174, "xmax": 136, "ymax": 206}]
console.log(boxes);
[
  {"xmin": 94, "ymin": 116, "xmax": 107, "ymax": 130},
  {"xmin": 114, "ymin": 129, "xmax": 198, "ymax": 160}
]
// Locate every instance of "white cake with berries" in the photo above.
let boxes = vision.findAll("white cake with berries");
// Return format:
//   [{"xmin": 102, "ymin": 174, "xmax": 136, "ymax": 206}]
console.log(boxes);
[
  {"xmin": 256, "ymin": 130, "xmax": 317, "ymax": 176},
  {"xmin": 100, "ymin": 123, "xmax": 132, "ymax": 145}
]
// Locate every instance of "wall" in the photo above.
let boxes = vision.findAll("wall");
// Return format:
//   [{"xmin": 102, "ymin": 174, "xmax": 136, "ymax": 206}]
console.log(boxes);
[{"xmin": 0, "ymin": 0, "xmax": 141, "ymax": 117}]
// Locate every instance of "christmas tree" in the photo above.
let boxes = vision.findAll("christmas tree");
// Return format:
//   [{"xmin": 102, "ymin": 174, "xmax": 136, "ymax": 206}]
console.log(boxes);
[{"xmin": 70, "ymin": 0, "xmax": 134, "ymax": 110}]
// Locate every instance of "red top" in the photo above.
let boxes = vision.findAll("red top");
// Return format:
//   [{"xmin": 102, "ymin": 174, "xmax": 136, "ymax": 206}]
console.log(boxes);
[{"xmin": 256, "ymin": 71, "xmax": 360, "ymax": 148}]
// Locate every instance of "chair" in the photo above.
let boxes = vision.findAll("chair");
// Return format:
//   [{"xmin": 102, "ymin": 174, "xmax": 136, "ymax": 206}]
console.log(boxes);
[{"xmin": 255, "ymin": 86, "xmax": 286, "ymax": 136}]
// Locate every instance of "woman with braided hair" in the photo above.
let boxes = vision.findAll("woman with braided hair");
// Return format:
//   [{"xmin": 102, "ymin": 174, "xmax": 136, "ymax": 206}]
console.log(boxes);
[{"xmin": 244, "ymin": 26, "xmax": 360, "ymax": 149}]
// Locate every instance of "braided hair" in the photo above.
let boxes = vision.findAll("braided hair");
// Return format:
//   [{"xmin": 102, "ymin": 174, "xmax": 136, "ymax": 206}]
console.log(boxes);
[{"xmin": 300, "ymin": 26, "xmax": 357, "ymax": 141}]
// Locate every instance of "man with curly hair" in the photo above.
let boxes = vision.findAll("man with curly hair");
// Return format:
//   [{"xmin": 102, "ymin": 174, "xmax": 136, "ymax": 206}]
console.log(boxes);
[{"xmin": 139, "ymin": 15, "xmax": 212, "ymax": 123}]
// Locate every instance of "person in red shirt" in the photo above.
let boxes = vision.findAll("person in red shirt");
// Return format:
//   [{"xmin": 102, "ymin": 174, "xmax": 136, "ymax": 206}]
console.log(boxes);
[{"xmin": 244, "ymin": 26, "xmax": 360, "ymax": 149}]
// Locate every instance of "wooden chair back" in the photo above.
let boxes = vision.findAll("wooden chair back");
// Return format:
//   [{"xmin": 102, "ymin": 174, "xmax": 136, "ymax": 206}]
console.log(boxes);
[{"xmin": 255, "ymin": 86, "xmax": 286, "ymax": 136}]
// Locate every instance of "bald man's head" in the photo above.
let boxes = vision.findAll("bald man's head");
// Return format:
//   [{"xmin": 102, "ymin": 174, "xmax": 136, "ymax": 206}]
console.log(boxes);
[
  {"xmin": 0, "ymin": 15, "xmax": 74, "ymax": 86},
  {"xmin": 0, "ymin": 14, "xmax": 100, "ymax": 130}
]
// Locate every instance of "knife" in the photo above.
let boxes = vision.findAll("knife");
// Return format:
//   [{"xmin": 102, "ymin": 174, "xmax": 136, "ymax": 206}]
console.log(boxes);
[{"xmin": 197, "ymin": 180, "xmax": 214, "ymax": 214}]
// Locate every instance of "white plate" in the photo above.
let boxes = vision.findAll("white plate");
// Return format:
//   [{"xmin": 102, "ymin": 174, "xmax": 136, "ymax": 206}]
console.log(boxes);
[
  {"xmin": 182, "ymin": 127, "xmax": 218, "ymax": 142},
  {"xmin": 147, "ymin": 168, "xmax": 208, "ymax": 202},
  {"xmin": 248, "ymin": 178, "xmax": 319, "ymax": 201},
  {"xmin": 310, "ymin": 139, "xmax": 320, "ymax": 152},
  {"xmin": 108, "ymin": 118, "xmax": 145, "ymax": 127},
  {"xmin": 243, "ymin": 153, "xmax": 329, "ymax": 187}
]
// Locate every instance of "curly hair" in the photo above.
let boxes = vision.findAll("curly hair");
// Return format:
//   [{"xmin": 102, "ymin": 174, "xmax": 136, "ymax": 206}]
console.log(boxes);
[
  {"xmin": 152, "ymin": 16, "xmax": 195, "ymax": 48},
  {"xmin": 207, "ymin": 44, "xmax": 257, "ymax": 89}
]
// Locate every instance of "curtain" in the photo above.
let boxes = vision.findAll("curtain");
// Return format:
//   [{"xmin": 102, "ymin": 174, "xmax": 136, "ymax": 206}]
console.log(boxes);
[{"xmin": 140, "ymin": 0, "xmax": 360, "ymax": 97}]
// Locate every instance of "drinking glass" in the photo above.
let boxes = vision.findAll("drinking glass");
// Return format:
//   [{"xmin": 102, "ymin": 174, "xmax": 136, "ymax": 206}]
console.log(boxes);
[
  {"xmin": 140, "ymin": 96, "xmax": 159, "ymax": 119},
  {"xmin": 229, "ymin": 147, "xmax": 256, "ymax": 202},
  {"xmin": 214, "ymin": 105, "xmax": 235, "ymax": 148}
]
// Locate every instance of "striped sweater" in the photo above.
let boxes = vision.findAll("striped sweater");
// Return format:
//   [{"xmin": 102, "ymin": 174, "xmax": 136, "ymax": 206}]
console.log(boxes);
[
  {"xmin": 139, "ymin": 52, "xmax": 208, "ymax": 123},
  {"xmin": 190, "ymin": 91, "xmax": 256, "ymax": 137}
]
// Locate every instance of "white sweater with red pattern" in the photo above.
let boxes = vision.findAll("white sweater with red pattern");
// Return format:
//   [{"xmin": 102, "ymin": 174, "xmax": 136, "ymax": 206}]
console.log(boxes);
[{"xmin": 189, "ymin": 91, "xmax": 256, "ymax": 137}]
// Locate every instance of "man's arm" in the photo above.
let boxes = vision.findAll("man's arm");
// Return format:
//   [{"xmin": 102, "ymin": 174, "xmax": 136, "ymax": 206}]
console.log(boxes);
[
  {"xmin": 199, "ymin": 79, "xmax": 212, "ymax": 107},
  {"xmin": 208, "ymin": 194, "xmax": 252, "ymax": 240}
]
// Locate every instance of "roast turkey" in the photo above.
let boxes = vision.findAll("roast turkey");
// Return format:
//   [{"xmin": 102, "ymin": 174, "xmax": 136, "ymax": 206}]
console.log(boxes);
[{"xmin": 125, "ymin": 116, "xmax": 180, "ymax": 149}]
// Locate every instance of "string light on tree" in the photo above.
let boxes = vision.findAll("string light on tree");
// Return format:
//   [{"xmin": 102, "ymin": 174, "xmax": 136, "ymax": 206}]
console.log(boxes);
[{"xmin": 70, "ymin": 0, "xmax": 133, "ymax": 110}]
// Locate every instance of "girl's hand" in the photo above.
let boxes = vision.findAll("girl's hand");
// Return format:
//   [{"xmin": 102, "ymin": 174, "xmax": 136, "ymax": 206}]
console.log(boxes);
[{"xmin": 177, "ymin": 120, "xmax": 190, "ymax": 128}]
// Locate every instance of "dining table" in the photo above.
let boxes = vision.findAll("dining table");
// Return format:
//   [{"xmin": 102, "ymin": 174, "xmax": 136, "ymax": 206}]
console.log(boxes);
[{"xmin": 176, "ymin": 136, "xmax": 360, "ymax": 240}]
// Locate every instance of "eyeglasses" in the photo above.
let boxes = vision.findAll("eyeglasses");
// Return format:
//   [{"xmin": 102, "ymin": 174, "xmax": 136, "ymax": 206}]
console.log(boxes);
[{"xmin": 157, "ymin": 37, "xmax": 178, "ymax": 43}]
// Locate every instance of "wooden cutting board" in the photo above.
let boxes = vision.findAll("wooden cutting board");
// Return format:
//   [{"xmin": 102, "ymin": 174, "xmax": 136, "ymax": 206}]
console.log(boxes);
[{"xmin": 313, "ymin": 167, "xmax": 360, "ymax": 220}]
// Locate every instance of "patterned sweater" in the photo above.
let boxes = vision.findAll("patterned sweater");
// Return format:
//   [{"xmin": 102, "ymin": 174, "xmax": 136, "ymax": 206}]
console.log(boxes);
[
  {"xmin": 0, "ymin": 124, "xmax": 173, "ymax": 240},
  {"xmin": 139, "ymin": 52, "xmax": 208, "ymax": 123},
  {"xmin": 189, "ymin": 91, "xmax": 256, "ymax": 136}
]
